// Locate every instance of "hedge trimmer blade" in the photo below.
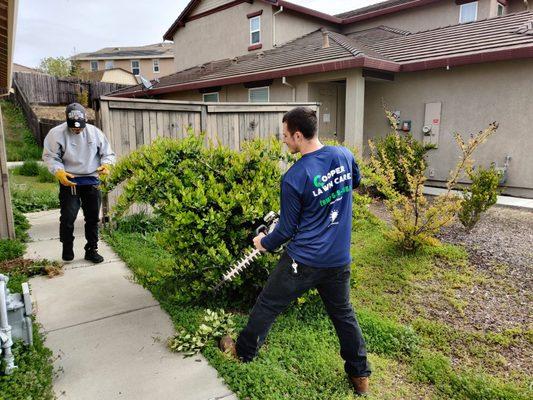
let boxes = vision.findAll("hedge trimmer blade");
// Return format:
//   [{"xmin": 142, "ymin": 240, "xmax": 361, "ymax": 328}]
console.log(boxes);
[{"xmin": 211, "ymin": 248, "xmax": 261, "ymax": 293}]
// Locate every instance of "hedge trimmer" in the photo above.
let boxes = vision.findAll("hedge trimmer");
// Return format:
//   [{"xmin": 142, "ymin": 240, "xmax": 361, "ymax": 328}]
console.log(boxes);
[{"xmin": 211, "ymin": 211, "xmax": 279, "ymax": 293}]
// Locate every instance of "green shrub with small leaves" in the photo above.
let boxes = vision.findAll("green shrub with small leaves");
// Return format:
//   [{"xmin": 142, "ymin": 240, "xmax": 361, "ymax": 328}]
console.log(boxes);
[
  {"xmin": 104, "ymin": 134, "xmax": 289, "ymax": 305},
  {"xmin": 458, "ymin": 166, "xmax": 501, "ymax": 231},
  {"xmin": 37, "ymin": 165, "xmax": 56, "ymax": 183},
  {"xmin": 14, "ymin": 160, "xmax": 40, "ymax": 176},
  {"xmin": 371, "ymin": 133, "xmax": 435, "ymax": 196},
  {"xmin": 0, "ymin": 239, "xmax": 26, "ymax": 262},
  {"xmin": 168, "ymin": 309, "xmax": 235, "ymax": 356}
]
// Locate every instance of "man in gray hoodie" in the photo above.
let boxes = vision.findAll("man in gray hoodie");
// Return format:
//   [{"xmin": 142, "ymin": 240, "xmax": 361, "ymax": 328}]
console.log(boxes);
[{"xmin": 42, "ymin": 103, "xmax": 116, "ymax": 263}]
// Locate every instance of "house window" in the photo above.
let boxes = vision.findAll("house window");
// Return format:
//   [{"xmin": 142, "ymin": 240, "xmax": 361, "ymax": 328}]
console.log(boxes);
[
  {"xmin": 131, "ymin": 60, "xmax": 140, "ymax": 75},
  {"xmin": 153, "ymin": 59, "xmax": 160, "ymax": 73},
  {"xmin": 90, "ymin": 60, "xmax": 98, "ymax": 71},
  {"xmin": 459, "ymin": 1, "xmax": 478, "ymax": 23},
  {"xmin": 248, "ymin": 87, "xmax": 269, "ymax": 103},
  {"xmin": 250, "ymin": 16, "xmax": 261, "ymax": 45},
  {"xmin": 203, "ymin": 92, "xmax": 219, "ymax": 102},
  {"xmin": 104, "ymin": 60, "xmax": 114, "ymax": 70},
  {"xmin": 497, "ymin": 3, "xmax": 504, "ymax": 16}
]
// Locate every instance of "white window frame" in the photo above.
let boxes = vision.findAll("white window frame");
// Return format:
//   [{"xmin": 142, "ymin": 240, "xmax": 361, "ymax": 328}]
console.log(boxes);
[
  {"xmin": 90, "ymin": 60, "xmax": 98, "ymax": 72},
  {"xmin": 153, "ymin": 59, "xmax": 160, "ymax": 73},
  {"xmin": 250, "ymin": 16, "xmax": 261, "ymax": 45},
  {"xmin": 202, "ymin": 92, "xmax": 219, "ymax": 102},
  {"xmin": 497, "ymin": 3, "xmax": 504, "ymax": 16},
  {"xmin": 248, "ymin": 86, "xmax": 269, "ymax": 103},
  {"xmin": 459, "ymin": 1, "xmax": 478, "ymax": 24},
  {"xmin": 131, "ymin": 60, "xmax": 140, "ymax": 76},
  {"xmin": 104, "ymin": 60, "xmax": 114, "ymax": 70}
]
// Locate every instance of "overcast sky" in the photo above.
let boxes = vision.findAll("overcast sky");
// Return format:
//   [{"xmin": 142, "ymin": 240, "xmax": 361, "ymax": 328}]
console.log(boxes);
[{"xmin": 15, "ymin": 0, "xmax": 384, "ymax": 68}]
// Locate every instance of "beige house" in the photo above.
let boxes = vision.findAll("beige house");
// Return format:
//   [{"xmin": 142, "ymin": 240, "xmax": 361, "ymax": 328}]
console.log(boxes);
[
  {"xmin": 113, "ymin": 0, "xmax": 533, "ymax": 198},
  {"xmin": 79, "ymin": 68, "xmax": 138, "ymax": 85},
  {"xmin": 71, "ymin": 43, "xmax": 174, "ymax": 81}
]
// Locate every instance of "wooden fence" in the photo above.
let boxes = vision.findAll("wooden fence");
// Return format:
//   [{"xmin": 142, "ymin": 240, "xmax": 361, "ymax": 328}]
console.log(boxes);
[
  {"xmin": 13, "ymin": 72, "xmax": 130, "ymax": 106},
  {"xmin": 97, "ymin": 96, "xmax": 319, "ymax": 212}
]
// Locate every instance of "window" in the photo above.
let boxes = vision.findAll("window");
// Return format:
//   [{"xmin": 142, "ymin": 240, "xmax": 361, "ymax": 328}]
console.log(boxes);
[
  {"xmin": 250, "ymin": 16, "xmax": 261, "ymax": 45},
  {"xmin": 153, "ymin": 59, "xmax": 160, "ymax": 73},
  {"xmin": 248, "ymin": 87, "xmax": 269, "ymax": 103},
  {"xmin": 497, "ymin": 3, "xmax": 504, "ymax": 16},
  {"xmin": 90, "ymin": 60, "xmax": 98, "ymax": 71},
  {"xmin": 459, "ymin": 1, "xmax": 478, "ymax": 24},
  {"xmin": 131, "ymin": 60, "xmax": 140, "ymax": 75},
  {"xmin": 104, "ymin": 60, "xmax": 114, "ymax": 70},
  {"xmin": 202, "ymin": 92, "xmax": 219, "ymax": 102}
]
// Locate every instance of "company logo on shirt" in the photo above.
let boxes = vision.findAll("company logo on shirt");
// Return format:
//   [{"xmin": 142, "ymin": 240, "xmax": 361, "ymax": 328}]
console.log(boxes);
[
  {"xmin": 312, "ymin": 165, "xmax": 353, "ymax": 207},
  {"xmin": 328, "ymin": 209, "xmax": 340, "ymax": 227}
]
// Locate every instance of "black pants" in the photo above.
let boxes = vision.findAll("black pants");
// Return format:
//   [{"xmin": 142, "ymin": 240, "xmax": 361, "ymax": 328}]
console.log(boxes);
[
  {"xmin": 59, "ymin": 184, "xmax": 101, "ymax": 250},
  {"xmin": 236, "ymin": 251, "xmax": 371, "ymax": 377}
]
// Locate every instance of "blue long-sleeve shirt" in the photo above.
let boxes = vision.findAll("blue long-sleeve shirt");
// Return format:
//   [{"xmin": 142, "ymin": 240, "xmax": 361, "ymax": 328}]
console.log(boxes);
[{"xmin": 261, "ymin": 146, "xmax": 361, "ymax": 268}]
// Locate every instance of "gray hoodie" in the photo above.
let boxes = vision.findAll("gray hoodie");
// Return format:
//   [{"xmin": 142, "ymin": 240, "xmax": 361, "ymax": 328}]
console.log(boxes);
[{"xmin": 42, "ymin": 122, "xmax": 116, "ymax": 177}]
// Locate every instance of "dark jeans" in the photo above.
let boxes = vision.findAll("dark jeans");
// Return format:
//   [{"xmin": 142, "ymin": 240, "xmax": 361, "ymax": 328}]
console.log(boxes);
[
  {"xmin": 59, "ymin": 184, "xmax": 101, "ymax": 250},
  {"xmin": 236, "ymin": 251, "xmax": 371, "ymax": 378}
]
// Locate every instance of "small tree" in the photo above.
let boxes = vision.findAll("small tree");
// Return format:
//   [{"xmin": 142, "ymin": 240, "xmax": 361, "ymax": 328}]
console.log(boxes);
[
  {"xmin": 458, "ymin": 166, "xmax": 501, "ymax": 231},
  {"xmin": 366, "ymin": 109, "xmax": 498, "ymax": 252},
  {"xmin": 38, "ymin": 56, "xmax": 72, "ymax": 77}
]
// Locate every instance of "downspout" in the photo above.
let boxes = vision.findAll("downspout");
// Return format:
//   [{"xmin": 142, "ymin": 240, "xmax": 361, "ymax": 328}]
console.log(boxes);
[
  {"xmin": 0, "ymin": 275, "xmax": 16, "ymax": 374},
  {"xmin": 273, "ymin": 6, "xmax": 284, "ymax": 47},
  {"xmin": 282, "ymin": 77, "xmax": 295, "ymax": 101}
]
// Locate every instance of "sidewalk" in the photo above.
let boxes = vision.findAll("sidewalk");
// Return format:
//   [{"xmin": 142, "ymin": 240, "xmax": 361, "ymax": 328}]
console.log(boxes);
[
  {"xmin": 25, "ymin": 209, "xmax": 236, "ymax": 400},
  {"xmin": 423, "ymin": 186, "xmax": 533, "ymax": 210}
]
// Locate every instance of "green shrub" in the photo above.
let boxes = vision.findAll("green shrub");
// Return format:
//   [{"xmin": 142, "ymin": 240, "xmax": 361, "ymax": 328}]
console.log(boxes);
[
  {"xmin": 115, "ymin": 211, "xmax": 164, "ymax": 235},
  {"xmin": 14, "ymin": 160, "xmax": 40, "ymax": 176},
  {"xmin": 458, "ymin": 166, "xmax": 501, "ymax": 231},
  {"xmin": 0, "ymin": 239, "xmax": 26, "ymax": 262},
  {"xmin": 371, "ymin": 132, "xmax": 434, "ymax": 196},
  {"xmin": 1, "ymin": 100, "xmax": 42, "ymax": 161},
  {"xmin": 37, "ymin": 165, "xmax": 56, "ymax": 183},
  {"xmin": 104, "ymin": 135, "xmax": 288, "ymax": 306}
]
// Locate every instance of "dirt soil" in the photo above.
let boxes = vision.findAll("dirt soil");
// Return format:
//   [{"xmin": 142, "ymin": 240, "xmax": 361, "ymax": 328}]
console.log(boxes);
[
  {"xmin": 32, "ymin": 105, "xmax": 96, "ymax": 122},
  {"xmin": 369, "ymin": 200, "xmax": 533, "ymax": 376}
]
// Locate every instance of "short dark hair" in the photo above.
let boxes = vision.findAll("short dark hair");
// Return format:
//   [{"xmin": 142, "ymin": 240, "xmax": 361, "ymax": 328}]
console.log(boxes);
[{"xmin": 282, "ymin": 107, "xmax": 317, "ymax": 139}]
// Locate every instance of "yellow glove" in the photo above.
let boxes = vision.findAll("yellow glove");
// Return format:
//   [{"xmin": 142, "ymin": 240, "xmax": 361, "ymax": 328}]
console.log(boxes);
[
  {"xmin": 96, "ymin": 164, "xmax": 111, "ymax": 176},
  {"xmin": 55, "ymin": 169, "xmax": 77, "ymax": 187}
]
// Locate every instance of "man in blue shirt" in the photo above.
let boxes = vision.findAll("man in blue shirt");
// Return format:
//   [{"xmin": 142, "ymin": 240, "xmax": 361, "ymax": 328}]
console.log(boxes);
[{"xmin": 220, "ymin": 107, "xmax": 371, "ymax": 395}]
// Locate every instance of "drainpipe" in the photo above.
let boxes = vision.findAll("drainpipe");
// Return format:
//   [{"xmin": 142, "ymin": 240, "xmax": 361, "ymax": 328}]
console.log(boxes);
[
  {"xmin": 282, "ymin": 77, "xmax": 296, "ymax": 101},
  {"xmin": 273, "ymin": 6, "xmax": 284, "ymax": 47},
  {"xmin": 0, "ymin": 275, "xmax": 16, "ymax": 374}
]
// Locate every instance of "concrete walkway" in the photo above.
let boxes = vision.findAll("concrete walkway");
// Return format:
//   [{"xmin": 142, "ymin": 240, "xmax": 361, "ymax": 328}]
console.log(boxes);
[
  {"xmin": 423, "ymin": 186, "xmax": 533, "ymax": 210},
  {"xmin": 25, "ymin": 209, "xmax": 236, "ymax": 400}
]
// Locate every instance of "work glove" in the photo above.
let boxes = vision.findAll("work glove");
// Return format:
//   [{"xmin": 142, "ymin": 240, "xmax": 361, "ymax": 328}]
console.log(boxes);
[
  {"xmin": 96, "ymin": 164, "xmax": 111, "ymax": 176},
  {"xmin": 55, "ymin": 169, "xmax": 76, "ymax": 187}
]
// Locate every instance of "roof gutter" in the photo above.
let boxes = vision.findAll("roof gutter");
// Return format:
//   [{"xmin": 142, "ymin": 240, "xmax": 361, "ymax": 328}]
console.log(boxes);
[{"xmin": 111, "ymin": 56, "xmax": 400, "ymax": 98}]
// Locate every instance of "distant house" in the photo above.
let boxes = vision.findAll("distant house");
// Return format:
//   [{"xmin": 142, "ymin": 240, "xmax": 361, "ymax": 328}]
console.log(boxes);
[
  {"xmin": 112, "ymin": 0, "xmax": 533, "ymax": 198},
  {"xmin": 71, "ymin": 43, "xmax": 174, "ymax": 81},
  {"xmin": 78, "ymin": 67, "xmax": 138, "ymax": 85},
  {"xmin": 13, "ymin": 63, "xmax": 43, "ymax": 74}
]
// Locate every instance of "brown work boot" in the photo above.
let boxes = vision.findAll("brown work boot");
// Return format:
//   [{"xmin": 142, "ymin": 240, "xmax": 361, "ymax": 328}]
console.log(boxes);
[
  {"xmin": 218, "ymin": 335, "xmax": 238, "ymax": 359},
  {"xmin": 350, "ymin": 376, "xmax": 369, "ymax": 396}
]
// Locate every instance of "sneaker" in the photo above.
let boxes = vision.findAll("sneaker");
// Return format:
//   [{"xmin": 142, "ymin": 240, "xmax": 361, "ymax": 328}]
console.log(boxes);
[
  {"xmin": 350, "ymin": 376, "xmax": 369, "ymax": 396},
  {"xmin": 218, "ymin": 335, "xmax": 238, "ymax": 359},
  {"xmin": 62, "ymin": 243, "xmax": 74, "ymax": 261},
  {"xmin": 84, "ymin": 248, "xmax": 104, "ymax": 263}
]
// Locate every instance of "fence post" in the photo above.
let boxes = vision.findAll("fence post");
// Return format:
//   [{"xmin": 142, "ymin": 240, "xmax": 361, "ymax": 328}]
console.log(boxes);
[{"xmin": 0, "ymin": 105, "xmax": 16, "ymax": 239}]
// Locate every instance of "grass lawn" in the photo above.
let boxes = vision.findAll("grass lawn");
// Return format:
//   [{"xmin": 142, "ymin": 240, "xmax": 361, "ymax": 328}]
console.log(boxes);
[
  {"xmin": 104, "ymin": 211, "xmax": 531, "ymax": 400},
  {"xmin": 0, "ymin": 100, "xmax": 42, "ymax": 162},
  {"xmin": 9, "ymin": 171, "xmax": 59, "ymax": 213}
]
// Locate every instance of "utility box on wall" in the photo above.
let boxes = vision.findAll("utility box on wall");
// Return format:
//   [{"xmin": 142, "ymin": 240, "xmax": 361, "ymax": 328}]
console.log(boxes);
[{"xmin": 422, "ymin": 102, "xmax": 442, "ymax": 148}]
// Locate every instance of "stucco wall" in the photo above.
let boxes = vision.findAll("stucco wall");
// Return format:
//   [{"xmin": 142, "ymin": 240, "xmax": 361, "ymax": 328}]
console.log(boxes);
[
  {"xmin": 78, "ymin": 58, "xmax": 173, "ymax": 80},
  {"xmin": 342, "ymin": 0, "xmax": 495, "ymax": 35},
  {"xmin": 363, "ymin": 59, "xmax": 533, "ymax": 197},
  {"xmin": 173, "ymin": 2, "xmax": 274, "ymax": 72},
  {"xmin": 274, "ymin": 10, "xmax": 336, "ymax": 47}
]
